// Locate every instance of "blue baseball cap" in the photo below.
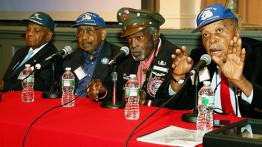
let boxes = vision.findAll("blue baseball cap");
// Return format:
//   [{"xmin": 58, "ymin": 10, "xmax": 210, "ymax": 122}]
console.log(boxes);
[
  {"xmin": 192, "ymin": 4, "xmax": 238, "ymax": 33},
  {"xmin": 21, "ymin": 12, "xmax": 55, "ymax": 32},
  {"xmin": 71, "ymin": 12, "xmax": 106, "ymax": 28}
]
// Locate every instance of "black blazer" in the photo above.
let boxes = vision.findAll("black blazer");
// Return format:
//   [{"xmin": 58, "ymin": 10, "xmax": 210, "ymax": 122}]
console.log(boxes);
[
  {"xmin": 2, "ymin": 42, "xmax": 63, "ymax": 92},
  {"xmin": 107, "ymin": 39, "xmax": 190, "ymax": 108},
  {"xmin": 63, "ymin": 41, "xmax": 123, "ymax": 97},
  {"xmin": 163, "ymin": 37, "xmax": 262, "ymax": 119}
]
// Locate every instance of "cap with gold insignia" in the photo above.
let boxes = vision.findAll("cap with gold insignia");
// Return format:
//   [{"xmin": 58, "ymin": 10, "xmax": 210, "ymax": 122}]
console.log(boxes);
[{"xmin": 117, "ymin": 7, "xmax": 165, "ymax": 37}]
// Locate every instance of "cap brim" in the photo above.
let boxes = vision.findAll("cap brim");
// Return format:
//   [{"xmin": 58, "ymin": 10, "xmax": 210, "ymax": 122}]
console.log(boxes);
[
  {"xmin": 121, "ymin": 26, "xmax": 147, "ymax": 38},
  {"xmin": 192, "ymin": 17, "xmax": 238, "ymax": 33},
  {"xmin": 71, "ymin": 22, "xmax": 106, "ymax": 28},
  {"xmin": 71, "ymin": 24, "xmax": 79, "ymax": 28},
  {"xmin": 20, "ymin": 19, "xmax": 43, "ymax": 26}
]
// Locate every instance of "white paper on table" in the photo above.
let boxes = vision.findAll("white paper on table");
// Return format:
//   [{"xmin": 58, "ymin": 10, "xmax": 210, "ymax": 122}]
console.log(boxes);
[{"xmin": 137, "ymin": 126, "xmax": 202, "ymax": 147}]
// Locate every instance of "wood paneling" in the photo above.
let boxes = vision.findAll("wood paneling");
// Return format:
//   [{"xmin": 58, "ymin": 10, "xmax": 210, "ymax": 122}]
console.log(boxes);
[{"xmin": 1, "ymin": 26, "xmax": 262, "ymax": 78}]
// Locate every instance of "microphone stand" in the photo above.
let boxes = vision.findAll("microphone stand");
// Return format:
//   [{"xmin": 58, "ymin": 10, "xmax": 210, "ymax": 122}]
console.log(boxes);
[
  {"xmin": 42, "ymin": 59, "xmax": 62, "ymax": 98},
  {"xmin": 101, "ymin": 65, "xmax": 124, "ymax": 109},
  {"xmin": 181, "ymin": 69, "xmax": 200, "ymax": 123}
]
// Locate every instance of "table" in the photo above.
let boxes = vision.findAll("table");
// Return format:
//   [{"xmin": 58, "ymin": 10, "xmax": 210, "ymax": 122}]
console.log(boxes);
[{"xmin": 0, "ymin": 91, "xmax": 243, "ymax": 147}]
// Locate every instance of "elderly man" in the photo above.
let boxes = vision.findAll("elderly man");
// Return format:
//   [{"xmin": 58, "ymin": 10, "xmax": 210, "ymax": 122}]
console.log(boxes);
[
  {"xmin": 87, "ymin": 8, "xmax": 192, "ymax": 110},
  {"xmin": 63, "ymin": 12, "xmax": 123, "ymax": 98},
  {"xmin": 0, "ymin": 12, "xmax": 63, "ymax": 92},
  {"xmin": 168, "ymin": 4, "xmax": 262, "ymax": 119}
]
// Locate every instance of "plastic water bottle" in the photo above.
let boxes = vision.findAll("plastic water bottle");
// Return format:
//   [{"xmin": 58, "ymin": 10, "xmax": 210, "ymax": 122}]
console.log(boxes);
[
  {"xmin": 197, "ymin": 81, "xmax": 215, "ymax": 134},
  {"xmin": 124, "ymin": 74, "xmax": 140, "ymax": 120},
  {"xmin": 61, "ymin": 67, "xmax": 75, "ymax": 107},
  {"xmin": 21, "ymin": 64, "xmax": 34, "ymax": 102}
]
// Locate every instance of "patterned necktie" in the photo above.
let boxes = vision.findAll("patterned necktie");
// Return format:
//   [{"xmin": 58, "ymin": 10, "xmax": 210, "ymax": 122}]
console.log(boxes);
[
  {"xmin": 14, "ymin": 50, "xmax": 34, "ymax": 71},
  {"xmin": 220, "ymin": 74, "xmax": 235, "ymax": 115}
]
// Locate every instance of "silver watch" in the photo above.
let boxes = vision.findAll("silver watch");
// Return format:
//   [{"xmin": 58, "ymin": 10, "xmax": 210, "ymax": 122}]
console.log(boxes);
[{"xmin": 172, "ymin": 76, "xmax": 186, "ymax": 84}]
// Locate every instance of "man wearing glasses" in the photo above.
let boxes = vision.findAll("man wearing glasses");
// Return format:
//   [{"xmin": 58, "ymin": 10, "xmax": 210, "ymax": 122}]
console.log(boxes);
[{"xmin": 63, "ymin": 12, "xmax": 123, "ymax": 98}]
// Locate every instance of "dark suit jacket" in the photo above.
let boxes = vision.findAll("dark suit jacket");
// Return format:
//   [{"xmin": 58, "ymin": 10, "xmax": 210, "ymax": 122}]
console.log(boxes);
[
  {"xmin": 107, "ymin": 39, "xmax": 193, "ymax": 110},
  {"xmin": 164, "ymin": 37, "xmax": 262, "ymax": 118},
  {"xmin": 63, "ymin": 41, "xmax": 123, "ymax": 97},
  {"xmin": 2, "ymin": 42, "xmax": 63, "ymax": 92}
]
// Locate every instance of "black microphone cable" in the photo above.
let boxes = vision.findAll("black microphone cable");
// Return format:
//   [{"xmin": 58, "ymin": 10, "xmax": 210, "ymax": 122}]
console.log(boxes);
[
  {"xmin": 22, "ymin": 65, "xmax": 111, "ymax": 147},
  {"xmin": 124, "ymin": 74, "xmax": 191, "ymax": 147}
]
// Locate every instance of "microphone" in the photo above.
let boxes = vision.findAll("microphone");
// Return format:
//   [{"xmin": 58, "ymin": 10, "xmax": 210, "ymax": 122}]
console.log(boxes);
[
  {"xmin": 108, "ymin": 46, "xmax": 129, "ymax": 65},
  {"xmin": 45, "ymin": 46, "xmax": 73, "ymax": 61},
  {"xmin": 190, "ymin": 54, "xmax": 211, "ymax": 75}
]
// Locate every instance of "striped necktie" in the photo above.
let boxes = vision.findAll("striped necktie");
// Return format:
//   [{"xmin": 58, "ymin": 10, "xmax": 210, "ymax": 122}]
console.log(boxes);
[{"xmin": 14, "ymin": 50, "xmax": 34, "ymax": 71}]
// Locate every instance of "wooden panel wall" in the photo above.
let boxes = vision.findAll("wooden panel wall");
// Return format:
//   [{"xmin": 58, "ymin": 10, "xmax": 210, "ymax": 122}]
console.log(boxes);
[{"xmin": 0, "ymin": 26, "xmax": 262, "ymax": 78}]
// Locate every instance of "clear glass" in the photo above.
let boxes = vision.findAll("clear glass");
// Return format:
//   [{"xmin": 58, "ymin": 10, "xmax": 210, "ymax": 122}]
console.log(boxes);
[{"xmin": 76, "ymin": 27, "xmax": 101, "ymax": 37}]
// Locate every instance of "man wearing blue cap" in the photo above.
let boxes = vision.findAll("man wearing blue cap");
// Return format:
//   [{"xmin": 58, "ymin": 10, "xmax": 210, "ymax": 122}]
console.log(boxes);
[
  {"xmin": 167, "ymin": 4, "xmax": 262, "ymax": 118},
  {"xmin": 63, "ymin": 12, "xmax": 123, "ymax": 98},
  {"xmin": 0, "ymin": 12, "xmax": 63, "ymax": 91}
]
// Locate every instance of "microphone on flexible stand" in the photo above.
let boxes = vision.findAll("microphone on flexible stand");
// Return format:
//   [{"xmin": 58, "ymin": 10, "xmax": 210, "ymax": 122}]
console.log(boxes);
[
  {"xmin": 0, "ymin": 46, "xmax": 73, "ymax": 101},
  {"xmin": 100, "ymin": 46, "xmax": 129, "ymax": 109},
  {"xmin": 108, "ymin": 46, "xmax": 129, "ymax": 66},
  {"xmin": 181, "ymin": 54, "xmax": 211, "ymax": 123},
  {"xmin": 42, "ymin": 46, "xmax": 74, "ymax": 99},
  {"xmin": 45, "ymin": 46, "xmax": 73, "ymax": 61}
]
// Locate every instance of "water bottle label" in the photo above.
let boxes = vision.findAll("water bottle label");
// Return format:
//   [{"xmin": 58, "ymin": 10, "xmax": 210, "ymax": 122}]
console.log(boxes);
[
  {"xmin": 199, "ymin": 95, "xmax": 214, "ymax": 107},
  {"xmin": 23, "ymin": 76, "xmax": 34, "ymax": 82},
  {"xmin": 62, "ymin": 79, "xmax": 75, "ymax": 86},
  {"xmin": 125, "ymin": 87, "xmax": 140, "ymax": 97}
]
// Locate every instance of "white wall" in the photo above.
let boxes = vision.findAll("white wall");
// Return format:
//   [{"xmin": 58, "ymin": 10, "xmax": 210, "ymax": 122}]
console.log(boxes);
[
  {"xmin": 0, "ymin": 0, "xmax": 141, "ymax": 22},
  {"xmin": 160, "ymin": 0, "xmax": 201, "ymax": 29},
  {"xmin": 0, "ymin": 0, "xmax": 202, "ymax": 29}
]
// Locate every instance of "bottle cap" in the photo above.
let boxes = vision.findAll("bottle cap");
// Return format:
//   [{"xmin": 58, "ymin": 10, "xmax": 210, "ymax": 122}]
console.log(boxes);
[
  {"xmin": 203, "ymin": 81, "xmax": 211, "ymax": 85},
  {"xmin": 65, "ymin": 67, "xmax": 71, "ymax": 71},
  {"xmin": 25, "ymin": 64, "xmax": 31, "ymax": 68}
]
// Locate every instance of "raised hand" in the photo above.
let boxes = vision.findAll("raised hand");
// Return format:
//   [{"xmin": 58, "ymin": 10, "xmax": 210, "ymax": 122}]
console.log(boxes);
[
  {"xmin": 212, "ymin": 33, "xmax": 252, "ymax": 96},
  {"xmin": 170, "ymin": 46, "xmax": 193, "ymax": 92},
  {"xmin": 171, "ymin": 46, "xmax": 193, "ymax": 79},
  {"xmin": 212, "ymin": 33, "xmax": 246, "ymax": 83}
]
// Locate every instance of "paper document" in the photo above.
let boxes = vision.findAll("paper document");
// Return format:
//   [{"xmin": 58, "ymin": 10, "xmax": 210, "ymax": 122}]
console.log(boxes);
[{"xmin": 137, "ymin": 126, "xmax": 202, "ymax": 147}]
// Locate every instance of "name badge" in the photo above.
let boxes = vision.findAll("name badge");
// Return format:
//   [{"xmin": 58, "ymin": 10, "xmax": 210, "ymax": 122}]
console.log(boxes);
[
  {"xmin": 74, "ymin": 66, "xmax": 87, "ymax": 80},
  {"xmin": 153, "ymin": 65, "xmax": 169, "ymax": 73}
]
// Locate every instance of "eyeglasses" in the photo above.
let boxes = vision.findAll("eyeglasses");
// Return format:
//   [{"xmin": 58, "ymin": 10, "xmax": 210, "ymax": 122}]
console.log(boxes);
[{"xmin": 76, "ymin": 27, "xmax": 102, "ymax": 37}]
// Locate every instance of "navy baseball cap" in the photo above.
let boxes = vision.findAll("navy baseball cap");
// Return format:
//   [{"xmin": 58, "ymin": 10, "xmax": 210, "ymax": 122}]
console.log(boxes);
[
  {"xmin": 192, "ymin": 4, "xmax": 238, "ymax": 33},
  {"xmin": 21, "ymin": 12, "xmax": 55, "ymax": 32},
  {"xmin": 71, "ymin": 12, "xmax": 106, "ymax": 28}
]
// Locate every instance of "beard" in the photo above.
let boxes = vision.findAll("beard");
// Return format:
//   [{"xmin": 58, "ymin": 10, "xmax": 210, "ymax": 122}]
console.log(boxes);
[{"xmin": 132, "ymin": 48, "xmax": 146, "ymax": 61}]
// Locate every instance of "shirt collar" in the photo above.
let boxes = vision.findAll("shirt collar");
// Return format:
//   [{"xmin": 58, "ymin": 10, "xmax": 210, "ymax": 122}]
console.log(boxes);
[
  {"xmin": 84, "ymin": 41, "xmax": 105, "ymax": 61},
  {"xmin": 29, "ymin": 43, "xmax": 48, "ymax": 57}
]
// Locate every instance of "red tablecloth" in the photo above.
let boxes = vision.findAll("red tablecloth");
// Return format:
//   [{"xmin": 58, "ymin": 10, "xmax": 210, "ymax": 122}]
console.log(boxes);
[{"xmin": 0, "ymin": 91, "xmax": 243, "ymax": 147}]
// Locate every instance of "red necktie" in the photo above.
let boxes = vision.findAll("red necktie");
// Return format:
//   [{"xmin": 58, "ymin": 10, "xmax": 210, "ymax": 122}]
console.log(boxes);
[{"xmin": 220, "ymin": 74, "xmax": 235, "ymax": 115}]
